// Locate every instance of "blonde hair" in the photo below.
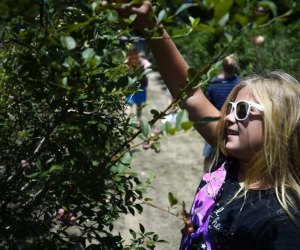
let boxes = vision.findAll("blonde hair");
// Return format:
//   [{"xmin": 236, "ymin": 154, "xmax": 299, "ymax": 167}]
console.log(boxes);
[
  {"xmin": 222, "ymin": 54, "xmax": 239, "ymax": 75},
  {"xmin": 214, "ymin": 71, "xmax": 300, "ymax": 224}
]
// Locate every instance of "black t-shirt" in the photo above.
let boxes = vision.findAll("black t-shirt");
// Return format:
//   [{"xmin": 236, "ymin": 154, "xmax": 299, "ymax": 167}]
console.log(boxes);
[{"xmin": 182, "ymin": 162, "xmax": 300, "ymax": 250}]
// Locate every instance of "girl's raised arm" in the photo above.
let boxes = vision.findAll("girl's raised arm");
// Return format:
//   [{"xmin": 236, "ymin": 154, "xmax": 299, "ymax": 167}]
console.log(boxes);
[{"xmin": 108, "ymin": 1, "xmax": 221, "ymax": 144}]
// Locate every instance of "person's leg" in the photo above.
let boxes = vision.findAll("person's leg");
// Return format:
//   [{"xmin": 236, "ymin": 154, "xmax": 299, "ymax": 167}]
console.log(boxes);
[
  {"xmin": 136, "ymin": 103, "xmax": 142, "ymax": 120},
  {"xmin": 135, "ymin": 87, "xmax": 147, "ymax": 120}
]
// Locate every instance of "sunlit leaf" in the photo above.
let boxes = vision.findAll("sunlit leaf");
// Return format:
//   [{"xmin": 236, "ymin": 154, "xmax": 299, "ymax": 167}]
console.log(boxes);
[
  {"xmin": 82, "ymin": 48, "xmax": 95, "ymax": 59},
  {"xmin": 207, "ymin": 67, "xmax": 219, "ymax": 79},
  {"xmin": 175, "ymin": 3, "xmax": 198, "ymax": 16},
  {"xmin": 181, "ymin": 121, "xmax": 194, "ymax": 131},
  {"xmin": 157, "ymin": 9, "xmax": 167, "ymax": 24},
  {"xmin": 189, "ymin": 16, "xmax": 200, "ymax": 29},
  {"xmin": 218, "ymin": 12, "xmax": 230, "ymax": 26},
  {"xmin": 60, "ymin": 36, "xmax": 76, "ymax": 50},
  {"xmin": 175, "ymin": 110, "xmax": 189, "ymax": 130},
  {"xmin": 214, "ymin": 0, "xmax": 233, "ymax": 22},
  {"xmin": 140, "ymin": 119, "xmax": 151, "ymax": 137},
  {"xmin": 259, "ymin": 1, "xmax": 277, "ymax": 17},
  {"xmin": 120, "ymin": 152, "xmax": 132, "ymax": 165}
]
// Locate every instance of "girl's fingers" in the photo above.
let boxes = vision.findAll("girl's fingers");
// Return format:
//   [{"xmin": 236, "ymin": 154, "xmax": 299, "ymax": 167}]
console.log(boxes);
[{"xmin": 103, "ymin": 1, "xmax": 155, "ymax": 33}]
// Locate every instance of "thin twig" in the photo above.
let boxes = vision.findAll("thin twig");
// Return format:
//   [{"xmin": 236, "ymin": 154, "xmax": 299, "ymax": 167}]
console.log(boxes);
[{"xmin": 142, "ymin": 201, "xmax": 181, "ymax": 219}]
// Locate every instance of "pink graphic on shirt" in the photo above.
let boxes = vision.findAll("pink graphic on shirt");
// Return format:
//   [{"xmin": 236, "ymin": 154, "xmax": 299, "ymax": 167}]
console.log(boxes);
[{"xmin": 182, "ymin": 163, "xmax": 227, "ymax": 250}]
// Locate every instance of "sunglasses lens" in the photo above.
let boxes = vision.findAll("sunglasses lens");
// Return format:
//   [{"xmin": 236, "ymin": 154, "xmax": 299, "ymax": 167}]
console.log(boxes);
[
  {"xmin": 236, "ymin": 102, "xmax": 248, "ymax": 120},
  {"xmin": 226, "ymin": 103, "xmax": 233, "ymax": 115}
]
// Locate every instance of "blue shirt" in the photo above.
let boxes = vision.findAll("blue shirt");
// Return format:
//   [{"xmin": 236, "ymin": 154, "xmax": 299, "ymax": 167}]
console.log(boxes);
[{"xmin": 207, "ymin": 75, "xmax": 240, "ymax": 110}]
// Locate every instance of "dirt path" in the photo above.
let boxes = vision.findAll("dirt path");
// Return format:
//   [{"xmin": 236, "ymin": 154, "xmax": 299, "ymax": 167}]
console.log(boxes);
[{"xmin": 114, "ymin": 72, "xmax": 205, "ymax": 249}]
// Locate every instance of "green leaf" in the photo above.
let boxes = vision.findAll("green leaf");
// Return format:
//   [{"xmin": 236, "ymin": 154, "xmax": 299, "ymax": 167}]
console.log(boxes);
[
  {"xmin": 157, "ymin": 9, "xmax": 167, "ymax": 24},
  {"xmin": 218, "ymin": 12, "xmax": 230, "ymax": 26},
  {"xmin": 140, "ymin": 119, "xmax": 151, "ymax": 137},
  {"xmin": 48, "ymin": 164, "xmax": 63, "ymax": 173},
  {"xmin": 150, "ymin": 109, "xmax": 160, "ymax": 119},
  {"xmin": 190, "ymin": 17, "xmax": 200, "ymax": 30},
  {"xmin": 62, "ymin": 56, "xmax": 79, "ymax": 69},
  {"xmin": 82, "ymin": 48, "xmax": 95, "ymax": 59},
  {"xmin": 175, "ymin": 3, "xmax": 198, "ymax": 16},
  {"xmin": 146, "ymin": 240, "xmax": 155, "ymax": 248},
  {"xmin": 151, "ymin": 142, "xmax": 161, "ymax": 153},
  {"xmin": 214, "ymin": 0, "xmax": 233, "ymax": 22},
  {"xmin": 197, "ymin": 23, "xmax": 216, "ymax": 33},
  {"xmin": 168, "ymin": 192, "xmax": 178, "ymax": 207},
  {"xmin": 165, "ymin": 120, "xmax": 176, "ymax": 135},
  {"xmin": 153, "ymin": 234, "xmax": 159, "ymax": 241},
  {"xmin": 234, "ymin": 13, "xmax": 248, "ymax": 26},
  {"xmin": 129, "ymin": 14, "xmax": 137, "ymax": 23},
  {"xmin": 129, "ymin": 229, "xmax": 136, "ymax": 239},
  {"xmin": 135, "ymin": 204, "xmax": 143, "ymax": 213},
  {"xmin": 195, "ymin": 116, "xmax": 220, "ymax": 126},
  {"xmin": 85, "ymin": 56, "xmax": 101, "ymax": 68},
  {"xmin": 139, "ymin": 223, "xmax": 145, "ymax": 234},
  {"xmin": 175, "ymin": 110, "xmax": 189, "ymax": 130},
  {"xmin": 207, "ymin": 67, "xmax": 219, "ymax": 79},
  {"xmin": 60, "ymin": 36, "xmax": 76, "ymax": 50},
  {"xmin": 107, "ymin": 9, "xmax": 119, "ymax": 22},
  {"xmin": 259, "ymin": 1, "xmax": 277, "ymax": 17},
  {"xmin": 120, "ymin": 152, "xmax": 132, "ymax": 165},
  {"xmin": 167, "ymin": 127, "xmax": 176, "ymax": 135},
  {"xmin": 235, "ymin": 0, "xmax": 246, "ymax": 6},
  {"xmin": 128, "ymin": 206, "xmax": 135, "ymax": 215},
  {"xmin": 224, "ymin": 32, "xmax": 233, "ymax": 42},
  {"xmin": 254, "ymin": 14, "xmax": 270, "ymax": 26},
  {"xmin": 170, "ymin": 27, "xmax": 193, "ymax": 38},
  {"xmin": 181, "ymin": 121, "xmax": 194, "ymax": 131},
  {"xmin": 25, "ymin": 172, "xmax": 41, "ymax": 179}
]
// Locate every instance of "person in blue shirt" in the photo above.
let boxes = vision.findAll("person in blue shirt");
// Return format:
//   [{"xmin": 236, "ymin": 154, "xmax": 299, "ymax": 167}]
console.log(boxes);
[
  {"xmin": 203, "ymin": 54, "xmax": 240, "ymax": 172},
  {"xmin": 125, "ymin": 48, "xmax": 150, "ymax": 120}
]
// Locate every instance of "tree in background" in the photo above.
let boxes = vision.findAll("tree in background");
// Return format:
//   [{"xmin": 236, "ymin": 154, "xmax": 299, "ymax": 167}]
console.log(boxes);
[{"xmin": 175, "ymin": 0, "xmax": 300, "ymax": 79}]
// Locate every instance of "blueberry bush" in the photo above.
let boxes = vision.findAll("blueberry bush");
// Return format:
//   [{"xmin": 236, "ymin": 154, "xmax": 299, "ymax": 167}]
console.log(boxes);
[{"xmin": 0, "ymin": 0, "xmax": 298, "ymax": 249}]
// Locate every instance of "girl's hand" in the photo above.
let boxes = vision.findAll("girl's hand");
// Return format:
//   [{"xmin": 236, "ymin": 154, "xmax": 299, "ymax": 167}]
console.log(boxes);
[{"xmin": 102, "ymin": 1, "xmax": 157, "ymax": 35}]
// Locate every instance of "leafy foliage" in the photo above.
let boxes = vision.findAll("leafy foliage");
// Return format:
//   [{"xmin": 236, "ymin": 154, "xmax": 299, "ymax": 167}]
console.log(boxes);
[
  {"xmin": 0, "ymin": 1, "xmax": 149, "ymax": 248},
  {"xmin": 0, "ymin": 0, "xmax": 299, "ymax": 249},
  {"xmin": 175, "ymin": 0, "xmax": 300, "ymax": 79}
]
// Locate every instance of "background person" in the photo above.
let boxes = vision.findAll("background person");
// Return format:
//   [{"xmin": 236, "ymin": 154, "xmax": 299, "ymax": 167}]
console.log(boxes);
[
  {"xmin": 125, "ymin": 48, "xmax": 150, "ymax": 121},
  {"xmin": 203, "ymin": 54, "xmax": 240, "ymax": 172}
]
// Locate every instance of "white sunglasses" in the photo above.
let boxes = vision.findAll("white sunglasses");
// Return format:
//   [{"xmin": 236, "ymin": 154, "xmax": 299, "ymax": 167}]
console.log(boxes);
[{"xmin": 226, "ymin": 100, "xmax": 263, "ymax": 121}]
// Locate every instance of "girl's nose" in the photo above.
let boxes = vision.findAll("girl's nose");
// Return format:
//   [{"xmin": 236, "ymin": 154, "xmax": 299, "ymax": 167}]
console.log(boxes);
[{"xmin": 225, "ymin": 110, "xmax": 236, "ymax": 123}]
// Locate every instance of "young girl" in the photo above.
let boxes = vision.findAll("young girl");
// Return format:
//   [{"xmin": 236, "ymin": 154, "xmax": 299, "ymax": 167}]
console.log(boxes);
[{"xmin": 109, "ymin": 1, "xmax": 300, "ymax": 249}]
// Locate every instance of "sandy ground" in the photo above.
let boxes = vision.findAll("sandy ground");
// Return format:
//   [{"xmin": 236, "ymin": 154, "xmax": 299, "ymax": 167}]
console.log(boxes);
[{"xmin": 114, "ymin": 72, "xmax": 206, "ymax": 249}]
